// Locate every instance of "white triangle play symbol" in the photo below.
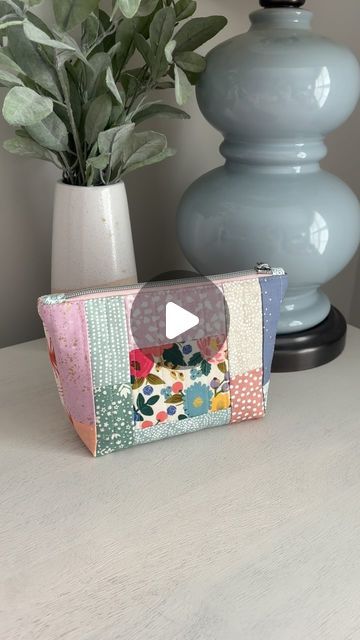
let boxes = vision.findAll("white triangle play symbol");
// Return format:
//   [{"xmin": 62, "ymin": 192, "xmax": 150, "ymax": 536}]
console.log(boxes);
[{"xmin": 166, "ymin": 302, "xmax": 200, "ymax": 340}]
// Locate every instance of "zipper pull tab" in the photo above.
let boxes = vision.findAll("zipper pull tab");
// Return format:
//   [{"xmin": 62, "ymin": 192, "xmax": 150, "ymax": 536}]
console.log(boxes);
[
  {"xmin": 40, "ymin": 293, "xmax": 67, "ymax": 305},
  {"xmin": 255, "ymin": 262, "xmax": 273, "ymax": 274}
]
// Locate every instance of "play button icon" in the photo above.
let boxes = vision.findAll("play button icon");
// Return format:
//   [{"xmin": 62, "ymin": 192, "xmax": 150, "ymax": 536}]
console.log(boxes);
[
  {"xmin": 165, "ymin": 302, "xmax": 200, "ymax": 340},
  {"xmin": 129, "ymin": 269, "xmax": 228, "ymax": 369}
]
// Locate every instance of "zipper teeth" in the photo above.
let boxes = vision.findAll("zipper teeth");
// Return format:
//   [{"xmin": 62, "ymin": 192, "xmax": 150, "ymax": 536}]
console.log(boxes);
[
  {"xmin": 63, "ymin": 268, "xmax": 263, "ymax": 300},
  {"xmin": 41, "ymin": 265, "xmax": 285, "ymax": 305}
]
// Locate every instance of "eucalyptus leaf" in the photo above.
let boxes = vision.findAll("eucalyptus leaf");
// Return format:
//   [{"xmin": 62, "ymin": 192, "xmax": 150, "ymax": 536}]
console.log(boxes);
[
  {"xmin": 0, "ymin": 69, "xmax": 23, "ymax": 87},
  {"xmin": 65, "ymin": 63, "xmax": 82, "ymax": 127},
  {"xmin": 87, "ymin": 52, "xmax": 111, "ymax": 96},
  {"xmin": 84, "ymin": 94, "xmax": 112, "ymax": 145},
  {"xmin": 55, "ymin": 32, "xmax": 92, "ymax": 67},
  {"xmin": 25, "ymin": 10, "xmax": 56, "ymax": 38},
  {"xmin": 114, "ymin": 18, "xmax": 135, "ymax": 75},
  {"xmin": 7, "ymin": 25, "xmax": 62, "ymax": 99},
  {"xmin": 120, "ymin": 66, "xmax": 144, "ymax": 99},
  {"xmin": 133, "ymin": 11, "xmax": 156, "ymax": 40},
  {"xmin": 0, "ymin": 0, "xmax": 23, "ymax": 19},
  {"xmin": 26, "ymin": 111, "xmax": 68, "ymax": 151},
  {"xmin": 53, "ymin": 0, "xmax": 99, "ymax": 32},
  {"xmin": 108, "ymin": 42, "xmax": 123, "ymax": 59},
  {"xmin": 98, "ymin": 122, "xmax": 134, "ymax": 155},
  {"xmin": 174, "ymin": 51, "xmax": 206, "ymax": 73},
  {"xmin": 116, "ymin": 0, "xmax": 141, "ymax": 20},
  {"xmin": 81, "ymin": 13, "xmax": 99, "ymax": 51},
  {"xmin": 149, "ymin": 7, "xmax": 175, "ymax": 78},
  {"xmin": 1, "ymin": 0, "xmax": 226, "ymax": 185},
  {"xmin": 174, "ymin": 64, "xmax": 192, "ymax": 105},
  {"xmin": 86, "ymin": 154, "xmax": 109, "ymax": 170},
  {"xmin": 164, "ymin": 39, "xmax": 176, "ymax": 64},
  {"xmin": 109, "ymin": 123, "xmax": 135, "ymax": 169},
  {"xmin": 174, "ymin": 16, "xmax": 227, "ymax": 52},
  {"xmin": 134, "ymin": 33, "xmax": 154, "ymax": 66},
  {"xmin": 24, "ymin": 0, "xmax": 44, "ymax": 7},
  {"xmin": 3, "ymin": 86, "xmax": 53, "ymax": 126},
  {"xmin": 155, "ymin": 80, "xmax": 175, "ymax": 89},
  {"xmin": 3, "ymin": 135, "xmax": 58, "ymax": 164},
  {"xmin": 122, "ymin": 142, "xmax": 175, "ymax": 176},
  {"xmin": 132, "ymin": 102, "xmax": 190, "ymax": 124},
  {"xmin": 149, "ymin": 7, "xmax": 175, "ymax": 53},
  {"xmin": 86, "ymin": 163, "xmax": 95, "ymax": 186},
  {"xmin": 122, "ymin": 130, "xmax": 166, "ymax": 169},
  {"xmin": 0, "ymin": 49, "xmax": 22, "ymax": 75},
  {"xmin": 105, "ymin": 66, "xmax": 123, "ymax": 106},
  {"xmin": 96, "ymin": 9, "xmax": 116, "ymax": 53},
  {"xmin": 0, "ymin": 19, "xmax": 23, "ymax": 30},
  {"xmin": 23, "ymin": 21, "xmax": 77, "ymax": 51},
  {"xmin": 53, "ymin": 101, "xmax": 71, "ymax": 132},
  {"xmin": 89, "ymin": 51, "xmax": 111, "ymax": 74},
  {"xmin": 175, "ymin": 0, "xmax": 196, "ymax": 21},
  {"xmin": 109, "ymin": 104, "xmax": 124, "ymax": 127},
  {"xmin": 138, "ymin": 0, "xmax": 159, "ymax": 17}
]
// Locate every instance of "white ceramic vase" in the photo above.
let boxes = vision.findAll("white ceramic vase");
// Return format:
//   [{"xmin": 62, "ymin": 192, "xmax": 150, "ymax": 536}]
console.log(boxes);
[{"xmin": 51, "ymin": 181, "xmax": 138, "ymax": 292}]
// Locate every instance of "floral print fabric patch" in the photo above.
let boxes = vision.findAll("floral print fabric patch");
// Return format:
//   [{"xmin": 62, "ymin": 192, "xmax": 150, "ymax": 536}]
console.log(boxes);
[{"xmin": 130, "ymin": 336, "xmax": 231, "ymax": 429}]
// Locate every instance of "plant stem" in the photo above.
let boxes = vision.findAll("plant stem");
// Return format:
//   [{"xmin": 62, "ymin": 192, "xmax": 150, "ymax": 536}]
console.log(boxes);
[
  {"xmin": 86, "ymin": 18, "xmax": 120, "ymax": 57},
  {"xmin": 56, "ymin": 59, "xmax": 86, "ymax": 184},
  {"xmin": 59, "ymin": 152, "xmax": 75, "ymax": 185},
  {"xmin": 126, "ymin": 66, "xmax": 149, "ymax": 113}
]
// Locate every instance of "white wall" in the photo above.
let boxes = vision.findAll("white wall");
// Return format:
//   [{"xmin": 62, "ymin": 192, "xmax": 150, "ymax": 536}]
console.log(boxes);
[{"xmin": 0, "ymin": 0, "xmax": 359, "ymax": 347}]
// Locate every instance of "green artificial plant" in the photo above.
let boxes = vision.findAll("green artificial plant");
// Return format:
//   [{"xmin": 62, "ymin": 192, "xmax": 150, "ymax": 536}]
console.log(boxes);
[{"xmin": 0, "ymin": 0, "xmax": 227, "ymax": 186}]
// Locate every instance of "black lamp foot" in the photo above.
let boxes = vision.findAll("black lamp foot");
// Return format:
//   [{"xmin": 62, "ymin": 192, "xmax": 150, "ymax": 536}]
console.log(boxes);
[{"xmin": 272, "ymin": 306, "xmax": 347, "ymax": 372}]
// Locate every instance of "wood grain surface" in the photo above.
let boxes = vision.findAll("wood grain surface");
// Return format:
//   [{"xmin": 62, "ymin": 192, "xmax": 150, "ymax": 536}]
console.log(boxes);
[{"xmin": 1, "ymin": 328, "xmax": 360, "ymax": 640}]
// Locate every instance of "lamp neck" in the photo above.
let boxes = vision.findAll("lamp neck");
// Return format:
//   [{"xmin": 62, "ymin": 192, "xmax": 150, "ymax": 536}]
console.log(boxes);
[{"xmin": 250, "ymin": 8, "xmax": 312, "ymax": 30}]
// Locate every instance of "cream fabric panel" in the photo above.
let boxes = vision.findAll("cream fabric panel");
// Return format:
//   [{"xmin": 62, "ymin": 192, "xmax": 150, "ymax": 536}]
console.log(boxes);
[{"xmin": 223, "ymin": 278, "xmax": 263, "ymax": 376}]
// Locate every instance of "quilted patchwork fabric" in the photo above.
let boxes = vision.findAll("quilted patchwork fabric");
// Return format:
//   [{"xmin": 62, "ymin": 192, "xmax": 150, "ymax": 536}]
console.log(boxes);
[
  {"xmin": 260, "ymin": 275, "xmax": 287, "ymax": 385},
  {"xmin": 134, "ymin": 409, "xmax": 232, "ymax": 446},
  {"xmin": 223, "ymin": 278, "xmax": 263, "ymax": 376},
  {"xmin": 94, "ymin": 384, "xmax": 134, "ymax": 454},
  {"xmin": 38, "ymin": 270, "xmax": 287, "ymax": 456},
  {"xmin": 124, "ymin": 283, "xmax": 226, "ymax": 349},
  {"xmin": 229, "ymin": 369, "xmax": 264, "ymax": 423},
  {"xmin": 85, "ymin": 297, "xmax": 133, "ymax": 456},
  {"xmin": 40, "ymin": 301, "xmax": 95, "ymax": 425},
  {"xmin": 85, "ymin": 297, "xmax": 129, "ymax": 387},
  {"xmin": 130, "ymin": 337, "xmax": 231, "ymax": 429}
]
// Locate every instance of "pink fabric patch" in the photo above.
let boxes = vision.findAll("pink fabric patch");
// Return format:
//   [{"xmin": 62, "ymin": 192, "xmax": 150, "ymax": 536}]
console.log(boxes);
[
  {"xmin": 124, "ymin": 294, "xmax": 137, "ymax": 350},
  {"xmin": 39, "ymin": 301, "xmax": 95, "ymax": 426},
  {"xmin": 230, "ymin": 368, "xmax": 264, "ymax": 423}
]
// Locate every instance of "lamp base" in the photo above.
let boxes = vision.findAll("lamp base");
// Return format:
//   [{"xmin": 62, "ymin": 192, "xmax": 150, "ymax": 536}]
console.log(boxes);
[{"xmin": 272, "ymin": 306, "xmax": 347, "ymax": 372}]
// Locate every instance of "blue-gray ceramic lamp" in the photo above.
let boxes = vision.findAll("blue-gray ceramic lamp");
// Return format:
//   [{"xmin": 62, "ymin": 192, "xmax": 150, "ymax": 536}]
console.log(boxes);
[{"xmin": 177, "ymin": 0, "xmax": 360, "ymax": 370}]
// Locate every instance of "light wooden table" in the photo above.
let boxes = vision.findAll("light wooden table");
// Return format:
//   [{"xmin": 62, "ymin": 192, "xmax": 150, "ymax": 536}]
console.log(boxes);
[{"xmin": 1, "ymin": 328, "xmax": 360, "ymax": 640}]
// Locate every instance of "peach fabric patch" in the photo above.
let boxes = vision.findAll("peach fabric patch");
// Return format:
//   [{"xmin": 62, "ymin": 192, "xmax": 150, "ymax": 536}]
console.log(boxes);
[
  {"xmin": 71, "ymin": 418, "xmax": 97, "ymax": 457},
  {"xmin": 230, "ymin": 368, "xmax": 264, "ymax": 423}
]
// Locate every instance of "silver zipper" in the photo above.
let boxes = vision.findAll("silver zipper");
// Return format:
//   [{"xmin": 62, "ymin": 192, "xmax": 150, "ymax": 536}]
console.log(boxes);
[
  {"xmin": 255, "ymin": 262, "xmax": 273, "ymax": 273},
  {"xmin": 41, "ymin": 264, "xmax": 285, "ymax": 305}
]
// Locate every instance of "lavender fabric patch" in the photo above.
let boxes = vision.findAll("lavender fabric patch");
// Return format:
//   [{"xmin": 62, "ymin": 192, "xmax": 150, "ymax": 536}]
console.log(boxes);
[{"xmin": 260, "ymin": 275, "xmax": 288, "ymax": 385}]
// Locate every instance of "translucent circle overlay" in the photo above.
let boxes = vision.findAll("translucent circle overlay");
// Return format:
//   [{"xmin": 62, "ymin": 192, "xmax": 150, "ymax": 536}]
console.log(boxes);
[{"xmin": 129, "ymin": 270, "xmax": 229, "ymax": 370}]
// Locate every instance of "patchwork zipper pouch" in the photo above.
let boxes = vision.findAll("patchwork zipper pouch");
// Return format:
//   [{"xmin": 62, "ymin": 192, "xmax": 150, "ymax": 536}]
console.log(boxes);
[{"xmin": 38, "ymin": 265, "xmax": 287, "ymax": 457}]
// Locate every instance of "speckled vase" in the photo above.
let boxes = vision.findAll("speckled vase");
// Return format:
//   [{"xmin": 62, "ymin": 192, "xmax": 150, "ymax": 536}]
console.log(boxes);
[
  {"xmin": 177, "ymin": 5, "xmax": 360, "ymax": 334},
  {"xmin": 51, "ymin": 182, "xmax": 138, "ymax": 293}
]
